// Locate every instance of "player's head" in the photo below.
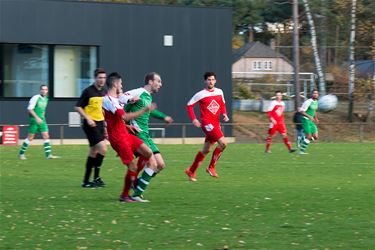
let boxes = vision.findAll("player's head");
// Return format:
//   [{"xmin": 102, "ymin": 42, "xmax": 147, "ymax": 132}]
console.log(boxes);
[
  {"xmin": 106, "ymin": 72, "xmax": 123, "ymax": 93},
  {"xmin": 311, "ymin": 89, "xmax": 319, "ymax": 100},
  {"xmin": 144, "ymin": 72, "xmax": 162, "ymax": 94},
  {"xmin": 39, "ymin": 84, "xmax": 48, "ymax": 97},
  {"xmin": 204, "ymin": 72, "xmax": 216, "ymax": 90},
  {"xmin": 275, "ymin": 90, "xmax": 283, "ymax": 101},
  {"xmin": 94, "ymin": 68, "xmax": 106, "ymax": 88}
]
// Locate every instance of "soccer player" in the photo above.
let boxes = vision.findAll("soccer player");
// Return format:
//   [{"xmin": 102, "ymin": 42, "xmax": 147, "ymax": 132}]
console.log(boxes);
[
  {"xmin": 265, "ymin": 91, "xmax": 295, "ymax": 153},
  {"xmin": 292, "ymin": 108, "xmax": 304, "ymax": 148},
  {"xmin": 75, "ymin": 68, "xmax": 107, "ymax": 188},
  {"xmin": 124, "ymin": 72, "xmax": 173, "ymax": 177},
  {"xmin": 185, "ymin": 72, "xmax": 229, "ymax": 182},
  {"xmin": 299, "ymin": 89, "xmax": 319, "ymax": 154},
  {"xmin": 102, "ymin": 72, "xmax": 157, "ymax": 202},
  {"xmin": 19, "ymin": 85, "xmax": 60, "ymax": 160}
]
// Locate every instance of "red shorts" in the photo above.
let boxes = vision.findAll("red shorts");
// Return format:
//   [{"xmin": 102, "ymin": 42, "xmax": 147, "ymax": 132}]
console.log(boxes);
[
  {"xmin": 109, "ymin": 133, "xmax": 144, "ymax": 165},
  {"xmin": 268, "ymin": 122, "xmax": 287, "ymax": 135},
  {"xmin": 202, "ymin": 122, "xmax": 224, "ymax": 143}
]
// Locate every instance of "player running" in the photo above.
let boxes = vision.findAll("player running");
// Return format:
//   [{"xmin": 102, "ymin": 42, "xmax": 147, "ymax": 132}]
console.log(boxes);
[
  {"xmin": 102, "ymin": 72, "xmax": 158, "ymax": 202},
  {"xmin": 299, "ymin": 89, "xmax": 319, "ymax": 154},
  {"xmin": 19, "ymin": 85, "xmax": 60, "ymax": 160},
  {"xmin": 265, "ymin": 91, "xmax": 295, "ymax": 153},
  {"xmin": 185, "ymin": 72, "xmax": 229, "ymax": 181},
  {"xmin": 124, "ymin": 72, "xmax": 173, "ymax": 178}
]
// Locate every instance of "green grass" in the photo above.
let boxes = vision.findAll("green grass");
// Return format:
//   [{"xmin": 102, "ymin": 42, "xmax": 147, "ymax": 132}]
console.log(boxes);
[{"xmin": 1, "ymin": 143, "xmax": 374, "ymax": 250}]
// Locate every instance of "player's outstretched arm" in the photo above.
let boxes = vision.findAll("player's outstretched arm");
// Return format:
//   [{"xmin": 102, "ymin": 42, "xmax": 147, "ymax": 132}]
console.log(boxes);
[{"xmin": 122, "ymin": 103, "xmax": 156, "ymax": 121}]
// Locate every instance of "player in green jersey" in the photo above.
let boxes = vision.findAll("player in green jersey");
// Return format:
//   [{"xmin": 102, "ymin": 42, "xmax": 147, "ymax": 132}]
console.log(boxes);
[
  {"xmin": 299, "ymin": 89, "xmax": 319, "ymax": 154},
  {"xmin": 19, "ymin": 85, "xmax": 60, "ymax": 160},
  {"xmin": 124, "ymin": 72, "xmax": 173, "ymax": 195}
]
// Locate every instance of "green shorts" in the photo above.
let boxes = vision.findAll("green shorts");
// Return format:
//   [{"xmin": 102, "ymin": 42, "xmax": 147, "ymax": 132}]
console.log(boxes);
[
  {"xmin": 28, "ymin": 119, "xmax": 49, "ymax": 134},
  {"xmin": 136, "ymin": 132, "xmax": 160, "ymax": 154},
  {"xmin": 301, "ymin": 118, "xmax": 318, "ymax": 135}
]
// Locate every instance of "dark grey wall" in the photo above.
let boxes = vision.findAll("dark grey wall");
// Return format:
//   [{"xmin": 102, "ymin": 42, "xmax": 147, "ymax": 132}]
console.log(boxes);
[{"xmin": 0, "ymin": 0, "xmax": 232, "ymax": 138}]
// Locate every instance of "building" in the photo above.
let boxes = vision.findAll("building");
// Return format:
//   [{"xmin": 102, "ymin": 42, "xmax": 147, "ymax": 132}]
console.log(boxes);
[
  {"xmin": 0, "ymin": 0, "xmax": 232, "ymax": 139},
  {"xmin": 232, "ymin": 41, "xmax": 293, "ymax": 78}
]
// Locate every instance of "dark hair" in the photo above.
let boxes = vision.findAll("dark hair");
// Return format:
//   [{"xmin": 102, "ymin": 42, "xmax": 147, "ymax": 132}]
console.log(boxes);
[
  {"xmin": 40, "ymin": 84, "xmax": 48, "ymax": 90},
  {"xmin": 94, "ymin": 68, "xmax": 106, "ymax": 77},
  {"xmin": 275, "ymin": 90, "xmax": 282, "ymax": 94},
  {"xmin": 144, "ymin": 72, "xmax": 159, "ymax": 85},
  {"xmin": 311, "ymin": 89, "xmax": 318, "ymax": 93},
  {"xmin": 204, "ymin": 72, "xmax": 216, "ymax": 80},
  {"xmin": 106, "ymin": 72, "xmax": 122, "ymax": 89}
]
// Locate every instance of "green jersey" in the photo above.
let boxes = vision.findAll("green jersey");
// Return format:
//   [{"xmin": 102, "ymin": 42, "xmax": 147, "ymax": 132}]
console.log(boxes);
[
  {"xmin": 300, "ymin": 98, "xmax": 318, "ymax": 119},
  {"xmin": 28, "ymin": 94, "xmax": 48, "ymax": 121},
  {"xmin": 124, "ymin": 87, "xmax": 166, "ymax": 133}
]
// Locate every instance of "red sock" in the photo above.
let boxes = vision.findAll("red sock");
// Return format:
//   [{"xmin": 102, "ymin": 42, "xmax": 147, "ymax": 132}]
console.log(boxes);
[
  {"xmin": 265, "ymin": 137, "xmax": 272, "ymax": 151},
  {"xmin": 136, "ymin": 155, "xmax": 148, "ymax": 175},
  {"xmin": 283, "ymin": 137, "xmax": 292, "ymax": 150},
  {"xmin": 122, "ymin": 170, "xmax": 137, "ymax": 197},
  {"xmin": 209, "ymin": 147, "xmax": 223, "ymax": 169},
  {"xmin": 189, "ymin": 151, "xmax": 205, "ymax": 173}
]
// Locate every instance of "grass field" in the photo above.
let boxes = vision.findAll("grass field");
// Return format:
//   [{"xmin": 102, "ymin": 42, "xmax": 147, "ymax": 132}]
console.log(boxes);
[{"xmin": 1, "ymin": 143, "xmax": 374, "ymax": 249}]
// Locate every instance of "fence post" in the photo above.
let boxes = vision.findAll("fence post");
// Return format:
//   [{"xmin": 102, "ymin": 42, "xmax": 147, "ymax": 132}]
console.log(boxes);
[
  {"xmin": 60, "ymin": 125, "xmax": 64, "ymax": 145},
  {"xmin": 359, "ymin": 124, "xmax": 364, "ymax": 142},
  {"xmin": 182, "ymin": 124, "xmax": 186, "ymax": 144}
]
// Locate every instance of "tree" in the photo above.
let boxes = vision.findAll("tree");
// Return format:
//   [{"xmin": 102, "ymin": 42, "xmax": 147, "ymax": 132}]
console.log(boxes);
[
  {"xmin": 348, "ymin": 0, "xmax": 357, "ymax": 122},
  {"xmin": 302, "ymin": 0, "xmax": 326, "ymax": 95}
]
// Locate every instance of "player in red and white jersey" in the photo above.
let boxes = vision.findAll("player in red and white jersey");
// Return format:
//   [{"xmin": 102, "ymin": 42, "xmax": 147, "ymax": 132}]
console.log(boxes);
[
  {"xmin": 265, "ymin": 90, "xmax": 295, "ymax": 153},
  {"xmin": 102, "ymin": 72, "xmax": 157, "ymax": 202},
  {"xmin": 185, "ymin": 72, "xmax": 229, "ymax": 181}
]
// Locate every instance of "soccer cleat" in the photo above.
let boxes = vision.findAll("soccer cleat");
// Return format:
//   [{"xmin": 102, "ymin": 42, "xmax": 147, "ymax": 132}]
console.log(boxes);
[
  {"xmin": 185, "ymin": 168, "xmax": 197, "ymax": 182},
  {"xmin": 131, "ymin": 195, "xmax": 150, "ymax": 202},
  {"xmin": 19, "ymin": 154, "xmax": 27, "ymax": 160},
  {"xmin": 81, "ymin": 182, "xmax": 96, "ymax": 188},
  {"xmin": 289, "ymin": 149, "xmax": 296, "ymax": 153},
  {"xmin": 265, "ymin": 150, "xmax": 271, "ymax": 154},
  {"xmin": 298, "ymin": 151, "xmax": 309, "ymax": 155},
  {"xmin": 206, "ymin": 167, "xmax": 219, "ymax": 178},
  {"xmin": 119, "ymin": 195, "xmax": 136, "ymax": 202},
  {"xmin": 93, "ymin": 177, "xmax": 106, "ymax": 187},
  {"xmin": 47, "ymin": 155, "xmax": 61, "ymax": 159}
]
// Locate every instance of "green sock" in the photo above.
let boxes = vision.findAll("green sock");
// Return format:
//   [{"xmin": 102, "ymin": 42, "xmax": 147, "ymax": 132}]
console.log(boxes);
[
  {"xmin": 44, "ymin": 140, "xmax": 52, "ymax": 157},
  {"xmin": 300, "ymin": 138, "xmax": 310, "ymax": 152},
  {"xmin": 19, "ymin": 139, "xmax": 30, "ymax": 155},
  {"xmin": 133, "ymin": 168, "xmax": 154, "ymax": 197}
]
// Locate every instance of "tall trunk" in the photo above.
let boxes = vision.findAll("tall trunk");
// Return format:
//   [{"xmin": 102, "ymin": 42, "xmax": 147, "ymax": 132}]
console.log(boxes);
[
  {"xmin": 320, "ymin": 0, "xmax": 327, "ymax": 69},
  {"xmin": 293, "ymin": 0, "xmax": 301, "ymax": 109},
  {"xmin": 302, "ymin": 0, "xmax": 326, "ymax": 95},
  {"xmin": 348, "ymin": 0, "xmax": 357, "ymax": 122},
  {"xmin": 365, "ymin": 71, "xmax": 374, "ymax": 123}
]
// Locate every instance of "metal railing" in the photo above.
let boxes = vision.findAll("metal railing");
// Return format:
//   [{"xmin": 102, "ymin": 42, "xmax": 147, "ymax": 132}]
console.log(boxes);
[{"xmin": 1, "ymin": 122, "xmax": 374, "ymax": 144}]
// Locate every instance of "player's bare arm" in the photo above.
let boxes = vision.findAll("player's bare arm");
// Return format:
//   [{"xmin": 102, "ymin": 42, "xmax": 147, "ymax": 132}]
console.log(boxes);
[
  {"xmin": 192, "ymin": 119, "xmax": 201, "ymax": 128},
  {"xmin": 164, "ymin": 116, "xmax": 174, "ymax": 124},
  {"xmin": 122, "ymin": 103, "xmax": 157, "ymax": 121},
  {"xmin": 223, "ymin": 114, "xmax": 229, "ymax": 122},
  {"xmin": 75, "ymin": 106, "xmax": 96, "ymax": 127},
  {"xmin": 28, "ymin": 109, "xmax": 42, "ymax": 124}
]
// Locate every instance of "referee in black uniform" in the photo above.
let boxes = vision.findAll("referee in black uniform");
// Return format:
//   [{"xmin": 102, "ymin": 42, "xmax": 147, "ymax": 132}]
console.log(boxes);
[{"xmin": 75, "ymin": 68, "xmax": 108, "ymax": 188}]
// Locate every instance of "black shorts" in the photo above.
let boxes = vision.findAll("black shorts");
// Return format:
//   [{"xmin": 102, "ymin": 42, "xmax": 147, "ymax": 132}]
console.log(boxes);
[{"xmin": 83, "ymin": 120, "xmax": 105, "ymax": 147}]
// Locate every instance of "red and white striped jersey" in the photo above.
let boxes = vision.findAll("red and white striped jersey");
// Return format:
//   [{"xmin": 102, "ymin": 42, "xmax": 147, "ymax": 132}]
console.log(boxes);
[
  {"xmin": 186, "ymin": 88, "xmax": 227, "ymax": 124},
  {"xmin": 267, "ymin": 100, "xmax": 285, "ymax": 123}
]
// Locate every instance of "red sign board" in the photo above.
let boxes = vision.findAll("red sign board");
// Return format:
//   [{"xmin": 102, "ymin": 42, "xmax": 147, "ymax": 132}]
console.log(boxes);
[{"xmin": 2, "ymin": 126, "xmax": 19, "ymax": 146}]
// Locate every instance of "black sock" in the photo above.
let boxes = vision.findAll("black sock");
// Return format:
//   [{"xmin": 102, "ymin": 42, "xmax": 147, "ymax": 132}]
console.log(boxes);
[
  {"xmin": 94, "ymin": 154, "xmax": 105, "ymax": 179},
  {"xmin": 83, "ymin": 156, "xmax": 96, "ymax": 183}
]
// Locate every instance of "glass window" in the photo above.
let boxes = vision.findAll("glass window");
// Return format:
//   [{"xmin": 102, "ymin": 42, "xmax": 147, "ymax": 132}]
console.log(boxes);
[
  {"xmin": 3, "ymin": 44, "xmax": 49, "ymax": 97},
  {"xmin": 54, "ymin": 45, "xmax": 97, "ymax": 97}
]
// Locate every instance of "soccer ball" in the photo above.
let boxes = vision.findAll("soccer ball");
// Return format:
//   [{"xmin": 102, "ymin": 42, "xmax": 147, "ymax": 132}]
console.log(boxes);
[{"xmin": 318, "ymin": 94, "xmax": 338, "ymax": 113}]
